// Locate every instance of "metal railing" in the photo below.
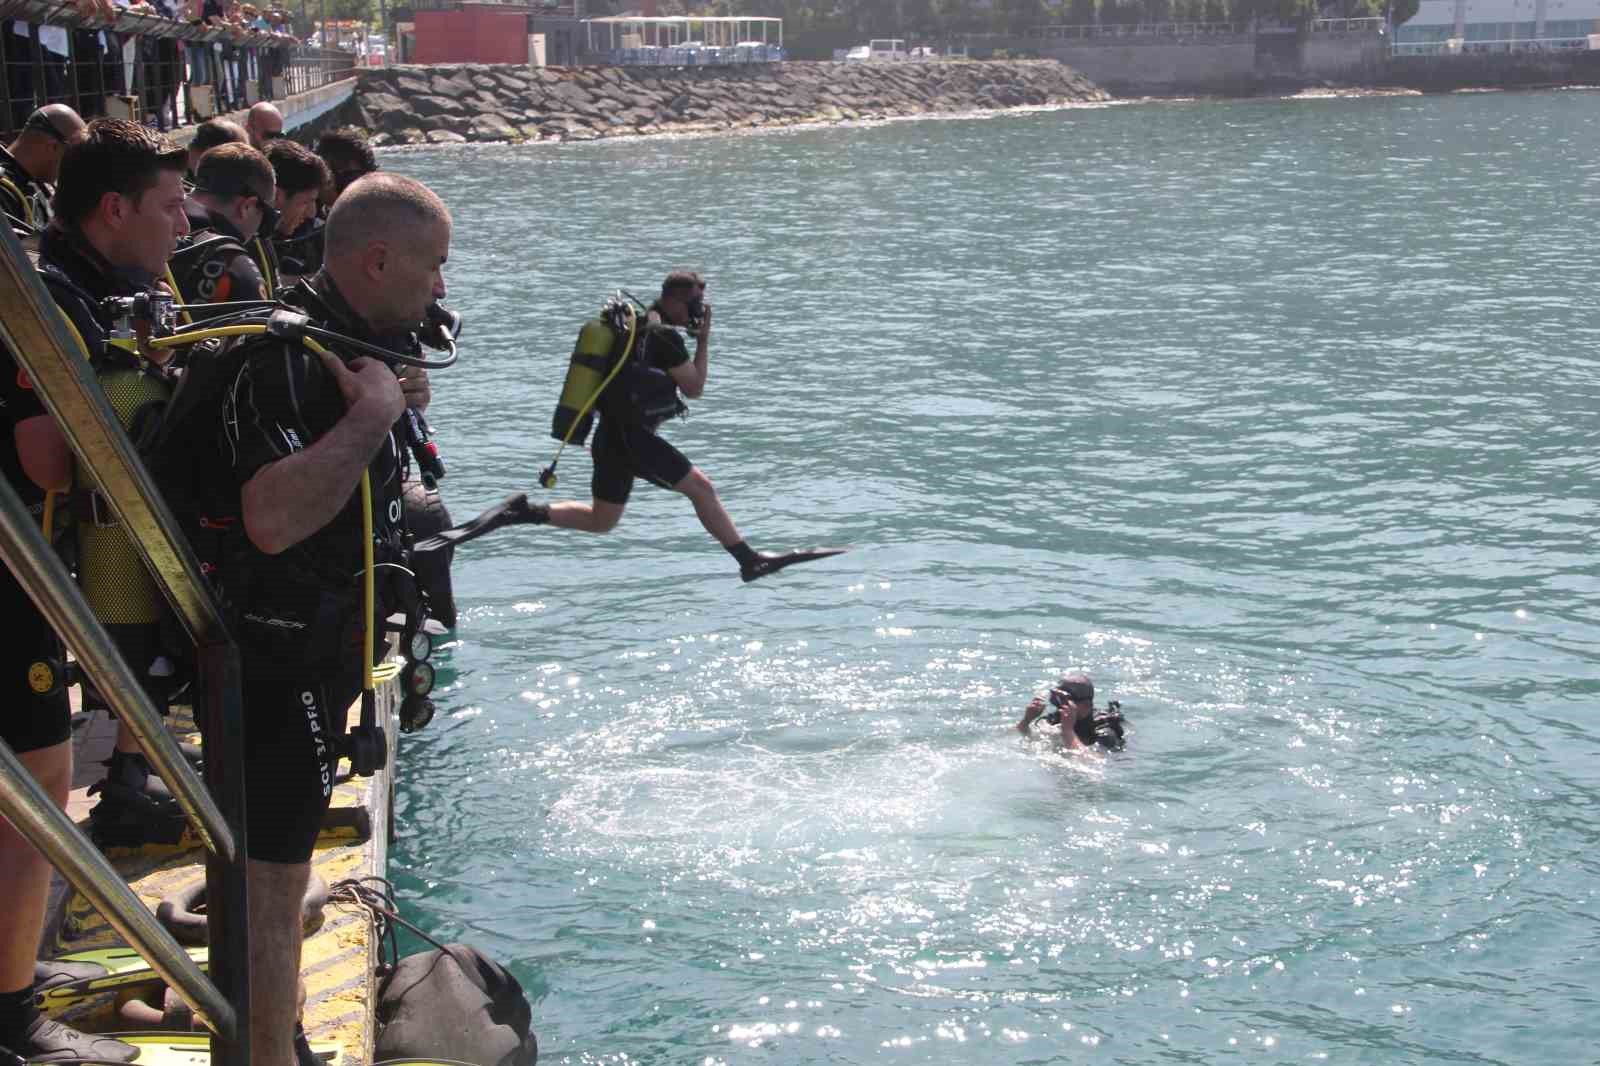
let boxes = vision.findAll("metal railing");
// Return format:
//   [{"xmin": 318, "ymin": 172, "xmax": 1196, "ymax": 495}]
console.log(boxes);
[
  {"xmin": 1311, "ymin": 16, "xmax": 1387, "ymax": 34},
  {"xmin": 1391, "ymin": 35, "xmax": 1595, "ymax": 54},
  {"xmin": 597, "ymin": 42, "xmax": 786, "ymax": 67},
  {"xmin": 0, "ymin": 0, "xmax": 354, "ymax": 135},
  {"xmin": 0, "ymin": 220, "xmax": 251, "ymax": 1064},
  {"xmin": 1023, "ymin": 20, "xmax": 1252, "ymax": 40}
]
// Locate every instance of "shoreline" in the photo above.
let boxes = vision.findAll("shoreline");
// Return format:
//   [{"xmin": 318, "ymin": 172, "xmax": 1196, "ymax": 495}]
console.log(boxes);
[
  {"xmin": 349, "ymin": 60, "xmax": 1108, "ymax": 147},
  {"xmin": 349, "ymin": 60, "xmax": 1600, "ymax": 153},
  {"xmin": 361, "ymin": 76, "xmax": 1600, "ymax": 153}
]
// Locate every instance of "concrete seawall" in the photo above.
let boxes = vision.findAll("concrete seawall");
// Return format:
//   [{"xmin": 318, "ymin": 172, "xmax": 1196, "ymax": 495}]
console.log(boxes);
[{"xmin": 350, "ymin": 60, "xmax": 1109, "ymax": 146}]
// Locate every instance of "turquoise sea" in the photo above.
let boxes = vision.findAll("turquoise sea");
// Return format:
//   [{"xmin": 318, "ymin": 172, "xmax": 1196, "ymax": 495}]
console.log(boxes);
[{"xmin": 384, "ymin": 91, "xmax": 1600, "ymax": 1064}]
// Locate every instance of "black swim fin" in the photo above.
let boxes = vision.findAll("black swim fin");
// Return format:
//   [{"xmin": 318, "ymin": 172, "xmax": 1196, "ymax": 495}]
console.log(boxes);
[
  {"xmin": 412, "ymin": 493, "xmax": 549, "ymax": 554},
  {"xmin": 740, "ymin": 547, "xmax": 849, "ymax": 584}
]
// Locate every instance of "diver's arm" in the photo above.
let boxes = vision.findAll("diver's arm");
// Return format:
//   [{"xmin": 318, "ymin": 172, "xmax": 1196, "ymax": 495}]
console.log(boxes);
[
  {"xmin": 240, "ymin": 354, "xmax": 403, "ymax": 555},
  {"xmin": 667, "ymin": 306, "xmax": 710, "ymax": 399},
  {"xmin": 1017, "ymin": 696, "xmax": 1046, "ymax": 737},
  {"xmin": 15, "ymin": 415, "xmax": 72, "ymax": 492}
]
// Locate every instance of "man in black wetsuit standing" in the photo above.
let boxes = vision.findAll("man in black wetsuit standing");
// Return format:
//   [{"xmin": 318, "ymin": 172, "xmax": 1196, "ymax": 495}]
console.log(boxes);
[
  {"xmin": 0, "ymin": 105, "xmax": 86, "ymax": 236},
  {"xmin": 170, "ymin": 142, "xmax": 278, "ymax": 314},
  {"xmin": 0, "ymin": 116, "xmax": 188, "ymax": 1066},
  {"xmin": 217, "ymin": 171, "xmax": 444, "ymax": 1066}
]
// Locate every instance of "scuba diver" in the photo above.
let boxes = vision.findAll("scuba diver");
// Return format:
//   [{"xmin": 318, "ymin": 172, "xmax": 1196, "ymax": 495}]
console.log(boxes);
[
  {"xmin": 0, "ymin": 117, "xmax": 187, "ymax": 1065},
  {"xmin": 274, "ymin": 127, "xmax": 378, "ymax": 284},
  {"xmin": 168, "ymin": 142, "xmax": 278, "ymax": 317},
  {"xmin": 182, "ymin": 117, "xmax": 247, "ymax": 188},
  {"xmin": 26, "ymin": 120, "xmax": 196, "ymax": 845},
  {"xmin": 421, "ymin": 271, "xmax": 843, "ymax": 581},
  {"xmin": 209, "ymin": 171, "xmax": 448, "ymax": 1066},
  {"xmin": 0, "ymin": 105, "xmax": 87, "ymax": 237},
  {"xmin": 244, "ymin": 101, "xmax": 284, "ymax": 150},
  {"xmin": 1017, "ymin": 673, "xmax": 1127, "ymax": 752}
]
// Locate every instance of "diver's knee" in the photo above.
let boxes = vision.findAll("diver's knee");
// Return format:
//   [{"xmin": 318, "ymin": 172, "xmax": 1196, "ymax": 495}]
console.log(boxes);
[
  {"xmin": 589, "ymin": 503, "xmax": 623, "ymax": 533},
  {"xmin": 678, "ymin": 468, "xmax": 716, "ymax": 500}
]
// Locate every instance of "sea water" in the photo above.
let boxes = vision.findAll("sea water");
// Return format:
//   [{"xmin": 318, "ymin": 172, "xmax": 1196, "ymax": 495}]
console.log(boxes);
[{"xmin": 383, "ymin": 91, "xmax": 1600, "ymax": 1064}]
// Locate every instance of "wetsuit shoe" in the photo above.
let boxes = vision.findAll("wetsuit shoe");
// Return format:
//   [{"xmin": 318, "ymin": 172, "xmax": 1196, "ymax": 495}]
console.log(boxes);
[
  {"xmin": 32, "ymin": 958, "xmax": 108, "ymax": 992},
  {"xmin": 9, "ymin": 1016, "xmax": 138, "ymax": 1062},
  {"xmin": 740, "ymin": 547, "xmax": 849, "ymax": 584}
]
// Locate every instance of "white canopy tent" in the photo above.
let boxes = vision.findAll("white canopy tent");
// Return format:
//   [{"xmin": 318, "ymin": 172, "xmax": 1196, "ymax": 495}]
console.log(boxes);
[{"xmin": 584, "ymin": 14, "xmax": 783, "ymax": 51}]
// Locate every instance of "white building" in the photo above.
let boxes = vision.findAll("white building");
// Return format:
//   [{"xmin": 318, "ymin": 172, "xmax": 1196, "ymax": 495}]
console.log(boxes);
[{"xmin": 1396, "ymin": 0, "xmax": 1600, "ymax": 49}]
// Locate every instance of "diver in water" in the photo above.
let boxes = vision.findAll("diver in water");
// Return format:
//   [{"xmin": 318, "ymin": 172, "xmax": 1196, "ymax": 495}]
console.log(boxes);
[
  {"xmin": 419, "ymin": 271, "xmax": 843, "ymax": 582},
  {"xmin": 1017, "ymin": 672, "xmax": 1126, "ymax": 751}
]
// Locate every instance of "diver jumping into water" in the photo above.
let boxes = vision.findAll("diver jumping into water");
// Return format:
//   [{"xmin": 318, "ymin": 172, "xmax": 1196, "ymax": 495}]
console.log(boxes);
[{"xmin": 418, "ymin": 271, "xmax": 844, "ymax": 582}]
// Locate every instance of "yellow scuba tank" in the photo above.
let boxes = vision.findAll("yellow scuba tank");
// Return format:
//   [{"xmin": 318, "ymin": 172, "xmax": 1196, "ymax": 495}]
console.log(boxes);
[
  {"xmin": 75, "ymin": 361, "xmax": 171, "ymax": 625},
  {"xmin": 550, "ymin": 316, "xmax": 621, "ymax": 446}
]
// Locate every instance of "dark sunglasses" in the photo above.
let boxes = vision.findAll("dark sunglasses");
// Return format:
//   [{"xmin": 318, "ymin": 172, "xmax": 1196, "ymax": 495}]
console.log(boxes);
[
  {"xmin": 23, "ymin": 112, "xmax": 66, "ymax": 143},
  {"xmin": 259, "ymin": 130, "xmax": 285, "ymax": 141}
]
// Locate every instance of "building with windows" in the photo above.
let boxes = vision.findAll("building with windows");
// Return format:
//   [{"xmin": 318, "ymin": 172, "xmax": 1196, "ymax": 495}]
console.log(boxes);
[{"xmin": 1395, "ymin": 0, "xmax": 1600, "ymax": 52}]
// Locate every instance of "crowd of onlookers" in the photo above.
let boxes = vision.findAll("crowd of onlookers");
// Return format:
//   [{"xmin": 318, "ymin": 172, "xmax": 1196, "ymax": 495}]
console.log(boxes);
[{"xmin": 3, "ymin": 0, "xmax": 307, "ymax": 135}]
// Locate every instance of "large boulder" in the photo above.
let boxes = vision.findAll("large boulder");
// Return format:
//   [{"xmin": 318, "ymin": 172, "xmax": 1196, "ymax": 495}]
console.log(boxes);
[
  {"xmin": 394, "ymin": 73, "xmax": 431, "ymax": 98},
  {"xmin": 468, "ymin": 113, "xmax": 520, "ymax": 142},
  {"xmin": 357, "ymin": 91, "xmax": 410, "ymax": 132},
  {"xmin": 410, "ymin": 94, "xmax": 468, "ymax": 119},
  {"xmin": 429, "ymin": 72, "xmax": 476, "ymax": 98},
  {"xmin": 426, "ymin": 129, "xmax": 468, "ymax": 144},
  {"xmin": 545, "ymin": 80, "xmax": 595, "ymax": 111}
]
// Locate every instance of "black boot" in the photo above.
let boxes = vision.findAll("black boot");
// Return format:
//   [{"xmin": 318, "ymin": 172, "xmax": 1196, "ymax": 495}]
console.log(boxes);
[{"xmin": 87, "ymin": 752, "xmax": 186, "ymax": 848}]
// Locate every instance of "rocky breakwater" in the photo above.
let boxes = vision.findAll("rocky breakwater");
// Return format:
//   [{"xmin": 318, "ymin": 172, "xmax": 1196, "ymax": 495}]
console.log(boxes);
[{"xmin": 353, "ymin": 60, "xmax": 1107, "ymax": 146}]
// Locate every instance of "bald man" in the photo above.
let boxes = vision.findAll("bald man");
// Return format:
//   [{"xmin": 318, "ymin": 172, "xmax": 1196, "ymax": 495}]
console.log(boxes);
[
  {"xmin": 214, "ymin": 172, "xmax": 447, "ymax": 1066},
  {"xmin": 244, "ymin": 100, "xmax": 283, "ymax": 149},
  {"xmin": 0, "ymin": 104, "xmax": 86, "ymax": 234}
]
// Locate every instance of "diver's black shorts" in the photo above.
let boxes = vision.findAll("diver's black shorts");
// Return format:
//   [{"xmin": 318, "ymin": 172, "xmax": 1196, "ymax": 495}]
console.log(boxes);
[
  {"xmin": 0, "ymin": 570, "xmax": 70, "ymax": 754},
  {"xmin": 241, "ymin": 672, "xmax": 355, "ymax": 864},
  {"xmin": 591, "ymin": 417, "xmax": 692, "ymax": 506}
]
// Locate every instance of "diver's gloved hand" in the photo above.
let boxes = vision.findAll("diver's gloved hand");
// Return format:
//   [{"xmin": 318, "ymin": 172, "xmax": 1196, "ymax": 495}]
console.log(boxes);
[
  {"xmin": 412, "ymin": 494, "xmax": 549, "ymax": 555},
  {"xmin": 740, "ymin": 547, "xmax": 848, "ymax": 584}
]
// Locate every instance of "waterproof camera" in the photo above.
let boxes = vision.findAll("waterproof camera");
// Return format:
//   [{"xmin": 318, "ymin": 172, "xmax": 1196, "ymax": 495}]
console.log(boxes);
[{"xmin": 102, "ymin": 291, "xmax": 177, "ymax": 338}]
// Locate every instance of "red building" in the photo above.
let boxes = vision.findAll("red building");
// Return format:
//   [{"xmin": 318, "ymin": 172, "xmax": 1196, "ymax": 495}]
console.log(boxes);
[{"xmin": 412, "ymin": 4, "xmax": 533, "ymax": 65}]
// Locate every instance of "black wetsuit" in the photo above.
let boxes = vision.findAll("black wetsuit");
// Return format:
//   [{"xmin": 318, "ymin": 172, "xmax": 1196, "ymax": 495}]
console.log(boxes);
[
  {"xmin": 217, "ymin": 275, "xmax": 409, "ymax": 864},
  {"xmin": 272, "ymin": 214, "xmax": 324, "ymax": 281},
  {"xmin": 592, "ymin": 323, "xmax": 691, "ymax": 505},
  {"xmin": 0, "ymin": 144, "xmax": 49, "ymax": 235},
  {"xmin": 170, "ymin": 201, "xmax": 271, "ymax": 316},
  {"xmin": 0, "ymin": 225, "xmax": 158, "ymax": 754},
  {"xmin": 0, "ymin": 350, "xmax": 69, "ymax": 754}
]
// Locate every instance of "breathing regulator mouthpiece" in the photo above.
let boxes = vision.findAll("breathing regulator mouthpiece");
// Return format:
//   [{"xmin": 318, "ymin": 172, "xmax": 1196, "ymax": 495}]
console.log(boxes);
[{"xmin": 421, "ymin": 301, "xmax": 463, "ymax": 349}]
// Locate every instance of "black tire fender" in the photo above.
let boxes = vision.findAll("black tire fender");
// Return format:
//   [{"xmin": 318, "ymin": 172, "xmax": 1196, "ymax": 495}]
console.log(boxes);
[
  {"xmin": 404, "ymin": 478, "xmax": 457, "ymax": 630},
  {"xmin": 156, "ymin": 873, "xmax": 330, "ymax": 946}
]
